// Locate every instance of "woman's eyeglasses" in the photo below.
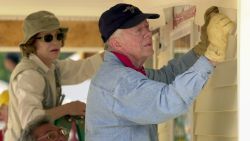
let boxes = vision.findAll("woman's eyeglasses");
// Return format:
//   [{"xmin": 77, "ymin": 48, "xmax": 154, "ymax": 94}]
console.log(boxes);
[
  {"xmin": 36, "ymin": 33, "xmax": 64, "ymax": 43},
  {"xmin": 37, "ymin": 128, "xmax": 68, "ymax": 141}
]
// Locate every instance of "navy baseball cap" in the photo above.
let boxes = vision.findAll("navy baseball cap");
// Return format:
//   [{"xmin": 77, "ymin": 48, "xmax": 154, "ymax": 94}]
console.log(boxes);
[{"xmin": 99, "ymin": 3, "xmax": 160, "ymax": 42}]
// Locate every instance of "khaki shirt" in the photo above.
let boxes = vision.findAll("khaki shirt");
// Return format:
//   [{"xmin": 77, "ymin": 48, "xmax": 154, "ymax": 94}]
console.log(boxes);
[{"xmin": 5, "ymin": 53, "xmax": 102, "ymax": 141}]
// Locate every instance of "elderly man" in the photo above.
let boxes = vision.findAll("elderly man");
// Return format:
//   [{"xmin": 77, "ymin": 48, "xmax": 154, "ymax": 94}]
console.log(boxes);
[
  {"xmin": 19, "ymin": 115, "xmax": 68, "ymax": 141},
  {"xmin": 86, "ymin": 3, "xmax": 234, "ymax": 141}
]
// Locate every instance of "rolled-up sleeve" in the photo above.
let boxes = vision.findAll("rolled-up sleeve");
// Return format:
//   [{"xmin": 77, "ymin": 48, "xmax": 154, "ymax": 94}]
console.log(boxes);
[
  {"xmin": 14, "ymin": 70, "xmax": 46, "ymax": 128},
  {"xmin": 146, "ymin": 50, "xmax": 199, "ymax": 84},
  {"xmin": 112, "ymin": 56, "xmax": 213, "ymax": 124}
]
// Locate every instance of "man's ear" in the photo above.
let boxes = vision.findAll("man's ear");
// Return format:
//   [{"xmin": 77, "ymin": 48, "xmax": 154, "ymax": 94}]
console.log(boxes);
[{"xmin": 109, "ymin": 37, "xmax": 123, "ymax": 51}]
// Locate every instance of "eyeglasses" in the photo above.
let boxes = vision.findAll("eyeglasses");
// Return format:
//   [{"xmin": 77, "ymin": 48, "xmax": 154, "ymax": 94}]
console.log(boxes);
[
  {"xmin": 36, "ymin": 33, "xmax": 64, "ymax": 43},
  {"xmin": 37, "ymin": 128, "xmax": 68, "ymax": 141}
]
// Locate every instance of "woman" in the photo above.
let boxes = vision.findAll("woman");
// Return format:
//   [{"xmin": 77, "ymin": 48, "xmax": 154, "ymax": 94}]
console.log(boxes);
[{"xmin": 5, "ymin": 11, "xmax": 103, "ymax": 141}]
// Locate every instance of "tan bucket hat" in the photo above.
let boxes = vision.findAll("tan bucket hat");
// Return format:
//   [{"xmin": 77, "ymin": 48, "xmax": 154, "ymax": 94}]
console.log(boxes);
[{"xmin": 19, "ymin": 10, "xmax": 68, "ymax": 47}]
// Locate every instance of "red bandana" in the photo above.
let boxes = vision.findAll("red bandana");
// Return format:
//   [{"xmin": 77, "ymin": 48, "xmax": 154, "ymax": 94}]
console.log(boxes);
[{"xmin": 111, "ymin": 51, "xmax": 146, "ymax": 76}]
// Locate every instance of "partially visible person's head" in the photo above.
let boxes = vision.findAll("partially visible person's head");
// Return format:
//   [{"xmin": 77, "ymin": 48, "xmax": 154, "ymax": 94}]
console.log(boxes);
[
  {"xmin": 19, "ymin": 115, "xmax": 68, "ymax": 141},
  {"xmin": 99, "ymin": 3, "xmax": 159, "ymax": 65},
  {"xmin": 0, "ymin": 90, "xmax": 9, "ymax": 129},
  {"xmin": 19, "ymin": 11, "xmax": 68, "ymax": 62},
  {"xmin": 4, "ymin": 53, "xmax": 20, "ymax": 72}
]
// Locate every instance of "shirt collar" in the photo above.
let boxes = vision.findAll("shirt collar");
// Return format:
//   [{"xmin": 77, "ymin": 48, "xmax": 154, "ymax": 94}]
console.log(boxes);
[
  {"xmin": 111, "ymin": 51, "xmax": 146, "ymax": 76},
  {"xmin": 29, "ymin": 54, "xmax": 55, "ymax": 73}
]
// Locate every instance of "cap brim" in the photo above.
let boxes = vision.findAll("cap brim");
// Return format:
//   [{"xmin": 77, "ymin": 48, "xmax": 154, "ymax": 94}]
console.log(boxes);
[{"xmin": 120, "ymin": 13, "xmax": 160, "ymax": 29}]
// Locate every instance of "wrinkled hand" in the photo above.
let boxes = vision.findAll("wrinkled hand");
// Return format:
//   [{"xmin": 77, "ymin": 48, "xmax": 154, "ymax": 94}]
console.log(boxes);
[
  {"xmin": 66, "ymin": 101, "xmax": 86, "ymax": 116},
  {"xmin": 193, "ymin": 6, "xmax": 219, "ymax": 56},
  {"xmin": 205, "ymin": 13, "xmax": 235, "ymax": 62}
]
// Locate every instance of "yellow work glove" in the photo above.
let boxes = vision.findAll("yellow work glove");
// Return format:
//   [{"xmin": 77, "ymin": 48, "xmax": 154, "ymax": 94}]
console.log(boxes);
[
  {"xmin": 193, "ymin": 6, "xmax": 219, "ymax": 56},
  {"xmin": 205, "ymin": 13, "xmax": 235, "ymax": 62}
]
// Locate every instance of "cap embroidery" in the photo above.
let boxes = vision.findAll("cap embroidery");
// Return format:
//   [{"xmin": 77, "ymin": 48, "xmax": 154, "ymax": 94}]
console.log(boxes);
[{"xmin": 123, "ymin": 6, "xmax": 135, "ymax": 13}]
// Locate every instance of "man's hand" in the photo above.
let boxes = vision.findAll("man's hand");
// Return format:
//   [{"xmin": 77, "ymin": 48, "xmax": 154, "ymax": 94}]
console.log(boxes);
[
  {"xmin": 65, "ymin": 101, "xmax": 86, "ymax": 116},
  {"xmin": 193, "ymin": 6, "xmax": 219, "ymax": 56},
  {"xmin": 205, "ymin": 13, "xmax": 235, "ymax": 62}
]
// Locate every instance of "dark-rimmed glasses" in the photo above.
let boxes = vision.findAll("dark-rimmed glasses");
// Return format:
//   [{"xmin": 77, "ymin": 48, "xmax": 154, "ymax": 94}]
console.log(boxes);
[
  {"xmin": 37, "ymin": 128, "xmax": 68, "ymax": 141},
  {"xmin": 36, "ymin": 33, "xmax": 64, "ymax": 43}
]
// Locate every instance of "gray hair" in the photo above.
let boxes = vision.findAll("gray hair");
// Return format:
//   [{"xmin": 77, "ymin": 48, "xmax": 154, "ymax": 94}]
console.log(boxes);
[
  {"xmin": 105, "ymin": 29, "xmax": 122, "ymax": 50},
  {"xmin": 18, "ymin": 115, "xmax": 52, "ymax": 141},
  {"xmin": 104, "ymin": 42, "xmax": 109, "ymax": 50}
]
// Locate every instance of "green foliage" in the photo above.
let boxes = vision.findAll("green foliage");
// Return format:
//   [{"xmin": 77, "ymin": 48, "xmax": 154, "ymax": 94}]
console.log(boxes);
[{"xmin": 0, "ymin": 53, "xmax": 11, "ymax": 83}]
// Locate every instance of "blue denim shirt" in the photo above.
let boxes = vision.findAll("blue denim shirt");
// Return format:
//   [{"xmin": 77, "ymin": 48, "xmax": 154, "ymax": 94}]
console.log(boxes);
[{"xmin": 86, "ymin": 51, "xmax": 213, "ymax": 141}]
